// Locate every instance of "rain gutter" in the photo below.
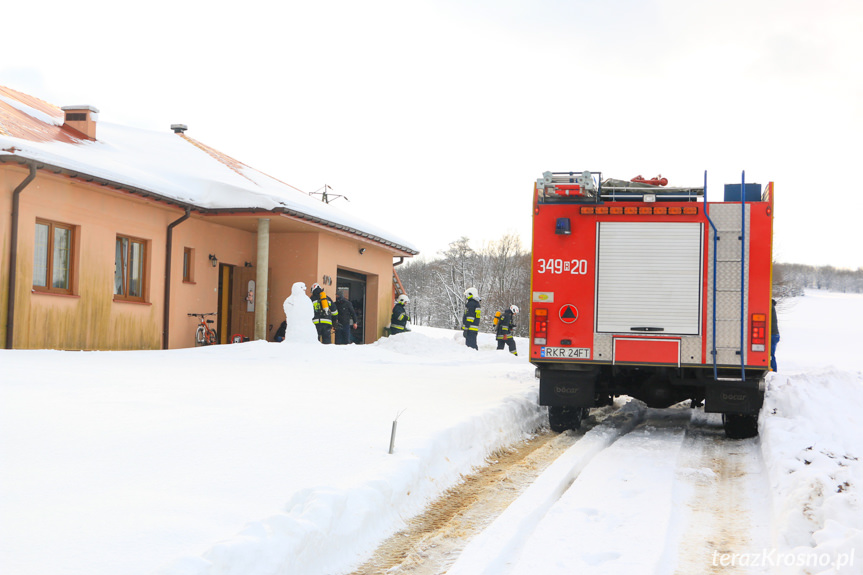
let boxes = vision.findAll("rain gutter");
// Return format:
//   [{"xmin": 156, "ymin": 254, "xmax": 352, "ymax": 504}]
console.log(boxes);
[
  {"xmin": 163, "ymin": 206, "xmax": 192, "ymax": 349},
  {"xmin": 5, "ymin": 160, "xmax": 37, "ymax": 349}
]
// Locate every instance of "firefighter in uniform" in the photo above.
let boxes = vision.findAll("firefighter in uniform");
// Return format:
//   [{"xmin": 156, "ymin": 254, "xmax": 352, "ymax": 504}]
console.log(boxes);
[
  {"xmin": 311, "ymin": 283, "xmax": 338, "ymax": 344},
  {"xmin": 389, "ymin": 294, "xmax": 411, "ymax": 335},
  {"xmin": 462, "ymin": 287, "xmax": 481, "ymax": 350},
  {"xmin": 334, "ymin": 292, "xmax": 358, "ymax": 345},
  {"xmin": 495, "ymin": 305, "xmax": 519, "ymax": 355}
]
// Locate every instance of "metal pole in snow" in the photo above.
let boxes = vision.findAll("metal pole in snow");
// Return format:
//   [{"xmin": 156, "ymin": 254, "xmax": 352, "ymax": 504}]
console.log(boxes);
[{"xmin": 389, "ymin": 409, "xmax": 406, "ymax": 454}]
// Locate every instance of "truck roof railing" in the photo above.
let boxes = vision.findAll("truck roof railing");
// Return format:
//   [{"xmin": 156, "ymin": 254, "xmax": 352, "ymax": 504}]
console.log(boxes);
[{"xmin": 537, "ymin": 171, "xmax": 704, "ymax": 203}]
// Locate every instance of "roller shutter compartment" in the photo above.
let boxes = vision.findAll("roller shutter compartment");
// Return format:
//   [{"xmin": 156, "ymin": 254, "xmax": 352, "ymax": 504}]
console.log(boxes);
[{"xmin": 596, "ymin": 222, "xmax": 703, "ymax": 335}]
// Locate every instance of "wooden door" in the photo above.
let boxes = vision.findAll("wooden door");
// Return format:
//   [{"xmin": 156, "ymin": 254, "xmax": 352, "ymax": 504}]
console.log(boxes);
[{"xmin": 231, "ymin": 266, "xmax": 256, "ymax": 341}]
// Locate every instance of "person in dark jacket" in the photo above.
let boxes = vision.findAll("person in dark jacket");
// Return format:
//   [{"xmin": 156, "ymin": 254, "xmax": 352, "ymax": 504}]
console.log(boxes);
[
  {"xmin": 334, "ymin": 292, "xmax": 358, "ymax": 345},
  {"xmin": 462, "ymin": 287, "xmax": 481, "ymax": 350},
  {"xmin": 771, "ymin": 298, "xmax": 780, "ymax": 371},
  {"xmin": 311, "ymin": 283, "xmax": 338, "ymax": 344},
  {"xmin": 390, "ymin": 294, "xmax": 411, "ymax": 335},
  {"xmin": 495, "ymin": 305, "xmax": 519, "ymax": 355},
  {"xmin": 274, "ymin": 321, "xmax": 287, "ymax": 342}
]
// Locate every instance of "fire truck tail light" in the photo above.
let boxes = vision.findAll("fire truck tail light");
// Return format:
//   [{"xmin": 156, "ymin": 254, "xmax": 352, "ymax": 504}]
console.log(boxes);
[
  {"xmin": 580, "ymin": 207, "xmax": 594, "ymax": 215},
  {"xmin": 751, "ymin": 313, "xmax": 767, "ymax": 351},
  {"xmin": 533, "ymin": 308, "xmax": 548, "ymax": 345},
  {"xmin": 683, "ymin": 206, "xmax": 698, "ymax": 215},
  {"xmin": 595, "ymin": 206, "xmax": 609, "ymax": 214},
  {"xmin": 610, "ymin": 206, "xmax": 624, "ymax": 215}
]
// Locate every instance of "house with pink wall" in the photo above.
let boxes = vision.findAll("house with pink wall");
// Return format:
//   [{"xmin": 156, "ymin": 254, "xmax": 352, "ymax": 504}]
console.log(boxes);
[{"xmin": 0, "ymin": 86, "xmax": 417, "ymax": 350}]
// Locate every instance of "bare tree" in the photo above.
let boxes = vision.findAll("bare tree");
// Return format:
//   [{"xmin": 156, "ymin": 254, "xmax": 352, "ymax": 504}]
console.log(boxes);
[{"xmin": 399, "ymin": 233, "xmax": 532, "ymax": 334}]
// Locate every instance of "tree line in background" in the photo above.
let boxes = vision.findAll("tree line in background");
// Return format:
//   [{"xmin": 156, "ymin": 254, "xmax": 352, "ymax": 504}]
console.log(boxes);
[
  {"xmin": 397, "ymin": 234, "xmax": 531, "ymax": 335},
  {"xmin": 773, "ymin": 263, "xmax": 863, "ymax": 298},
  {"xmin": 397, "ymin": 236, "xmax": 862, "ymax": 334}
]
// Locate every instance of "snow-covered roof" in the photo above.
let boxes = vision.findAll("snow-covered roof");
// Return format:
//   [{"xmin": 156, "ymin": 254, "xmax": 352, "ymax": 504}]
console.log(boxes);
[{"xmin": 0, "ymin": 86, "xmax": 418, "ymax": 255}]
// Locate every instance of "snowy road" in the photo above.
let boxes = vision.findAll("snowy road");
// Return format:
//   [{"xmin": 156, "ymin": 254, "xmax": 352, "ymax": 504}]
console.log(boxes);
[
  {"xmin": 371, "ymin": 401, "xmax": 777, "ymax": 575},
  {"xmin": 461, "ymin": 407, "xmax": 774, "ymax": 575}
]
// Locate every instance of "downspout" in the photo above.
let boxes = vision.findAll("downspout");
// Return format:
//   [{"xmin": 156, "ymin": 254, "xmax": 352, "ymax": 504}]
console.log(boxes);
[
  {"xmin": 163, "ymin": 207, "xmax": 191, "ymax": 349},
  {"xmin": 5, "ymin": 161, "xmax": 37, "ymax": 350}
]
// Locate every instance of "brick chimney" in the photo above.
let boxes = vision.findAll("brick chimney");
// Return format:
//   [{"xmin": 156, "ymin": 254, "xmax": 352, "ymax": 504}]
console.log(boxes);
[{"xmin": 61, "ymin": 105, "xmax": 100, "ymax": 140}]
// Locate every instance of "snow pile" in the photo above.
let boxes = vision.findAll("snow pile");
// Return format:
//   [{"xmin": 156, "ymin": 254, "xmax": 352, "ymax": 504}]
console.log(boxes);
[
  {"xmin": 761, "ymin": 371, "xmax": 863, "ymax": 573},
  {"xmin": 759, "ymin": 291, "xmax": 863, "ymax": 574},
  {"xmin": 0, "ymin": 327, "xmax": 542, "ymax": 575}
]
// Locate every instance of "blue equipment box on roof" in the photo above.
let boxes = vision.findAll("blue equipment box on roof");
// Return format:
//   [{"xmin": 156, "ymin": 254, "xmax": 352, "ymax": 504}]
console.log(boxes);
[{"xmin": 724, "ymin": 183, "xmax": 762, "ymax": 202}]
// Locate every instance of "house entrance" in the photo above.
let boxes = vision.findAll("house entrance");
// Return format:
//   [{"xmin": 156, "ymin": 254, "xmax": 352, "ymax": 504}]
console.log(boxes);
[
  {"xmin": 217, "ymin": 264, "xmax": 256, "ymax": 344},
  {"xmin": 336, "ymin": 269, "xmax": 367, "ymax": 344}
]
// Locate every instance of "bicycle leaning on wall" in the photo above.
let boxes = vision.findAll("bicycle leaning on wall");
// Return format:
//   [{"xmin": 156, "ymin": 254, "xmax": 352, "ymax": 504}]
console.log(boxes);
[{"xmin": 188, "ymin": 313, "xmax": 218, "ymax": 346}]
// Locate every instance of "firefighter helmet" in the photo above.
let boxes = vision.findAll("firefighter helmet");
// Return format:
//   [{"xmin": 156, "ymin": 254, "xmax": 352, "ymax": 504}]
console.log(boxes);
[
  {"xmin": 510, "ymin": 305, "xmax": 520, "ymax": 314},
  {"xmin": 464, "ymin": 287, "xmax": 479, "ymax": 299},
  {"xmin": 397, "ymin": 294, "xmax": 410, "ymax": 305}
]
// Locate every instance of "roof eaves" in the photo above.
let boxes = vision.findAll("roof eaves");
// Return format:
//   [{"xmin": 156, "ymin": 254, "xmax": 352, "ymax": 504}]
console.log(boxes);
[
  {"xmin": 0, "ymin": 153, "xmax": 420, "ymax": 256},
  {"xmin": 269, "ymin": 206, "xmax": 419, "ymax": 255},
  {"xmin": 0, "ymin": 155, "xmax": 199, "ymax": 213}
]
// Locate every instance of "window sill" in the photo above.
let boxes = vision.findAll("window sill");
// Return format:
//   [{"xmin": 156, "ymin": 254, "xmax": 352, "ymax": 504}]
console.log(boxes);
[
  {"xmin": 112, "ymin": 298, "xmax": 152, "ymax": 306},
  {"xmin": 183, "ymin": 280, "xmax": 197, "ymax": 285},
  {"xmin": 31, "ymin": 290, "xmax": 79, "ymax": 299}
]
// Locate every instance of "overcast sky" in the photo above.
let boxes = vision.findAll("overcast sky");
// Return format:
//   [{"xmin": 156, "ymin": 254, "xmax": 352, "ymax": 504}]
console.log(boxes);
[{"xmin": 3, "ymin": 0, "xmax": 861, "ymax": 269}]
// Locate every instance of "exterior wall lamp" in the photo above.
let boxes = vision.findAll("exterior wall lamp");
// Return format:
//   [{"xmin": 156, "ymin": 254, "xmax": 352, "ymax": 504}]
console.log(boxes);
[
  {"xmin": 209, "ymin": 254, "xmax": 218, "ymax": 267},
  {"xmin": 359, "ymin": 248, "xmax": 366, "ymax": 255}
]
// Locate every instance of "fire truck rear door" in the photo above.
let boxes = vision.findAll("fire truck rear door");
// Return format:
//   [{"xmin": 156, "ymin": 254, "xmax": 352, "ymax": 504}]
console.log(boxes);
[{"xmin": 596, "ymin": 222, "xmax": 703, "ymax": 335}]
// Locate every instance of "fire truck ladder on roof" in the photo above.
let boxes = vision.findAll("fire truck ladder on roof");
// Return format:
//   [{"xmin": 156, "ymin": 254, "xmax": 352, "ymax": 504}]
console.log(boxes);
[{"xmin": 704, "ymin": 170, "xmax": 748, "ymax": 382}]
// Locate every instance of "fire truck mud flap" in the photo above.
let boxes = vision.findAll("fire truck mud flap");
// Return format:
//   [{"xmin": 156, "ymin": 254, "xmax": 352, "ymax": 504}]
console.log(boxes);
[
  {"xmin": 704, "ymin": 381, "xmax": 764, "ymax": 415},
  {"xmin": 538, "ymin": 367, "xmax": 599, "ymax": 408}
]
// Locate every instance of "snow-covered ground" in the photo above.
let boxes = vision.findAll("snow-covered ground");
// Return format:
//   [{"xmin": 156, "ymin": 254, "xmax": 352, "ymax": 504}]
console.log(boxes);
[
  {"xmin": 446, "ymin": 290, "xmax": 863, "ymax": 575},
  {"xmin": 1, "ymin": 290, "xmax": 861, "ymax": 575}
]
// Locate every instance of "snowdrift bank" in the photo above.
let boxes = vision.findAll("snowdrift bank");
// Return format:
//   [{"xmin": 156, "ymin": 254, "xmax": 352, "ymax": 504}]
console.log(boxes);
[
  {"xmin": 0, "ymin": 328, "xmax": 542, "ymax": 575},
  {"xmin": 761, "ymin": 370, "xmax": 863, "ymax": 573},
  {"xmin": 759, "ymin": 290, "xmax": 863, "ymax": 574}
]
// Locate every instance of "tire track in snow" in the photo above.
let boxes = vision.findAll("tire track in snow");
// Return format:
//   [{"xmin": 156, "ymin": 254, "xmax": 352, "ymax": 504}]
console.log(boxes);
[
  {"xmin": 348, "ymin": 400, "xmax": 643, "ymax": 575},
  {"xmin": 494, "ymin": 405, "xmax": 692, "ymax": 575},
  {"xmin": 669, "ymin": 411, "xmax": 772, "ymax": 575},
  {"xmin": 444, "ymin": 399, "xmax": 646, "ymax": 575}
]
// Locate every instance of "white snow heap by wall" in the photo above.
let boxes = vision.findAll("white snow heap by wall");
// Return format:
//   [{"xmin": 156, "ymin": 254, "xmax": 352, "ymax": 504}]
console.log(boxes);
[{"xmin": 282, "ymin": 282, "xmax": 318, "ymax": 344}]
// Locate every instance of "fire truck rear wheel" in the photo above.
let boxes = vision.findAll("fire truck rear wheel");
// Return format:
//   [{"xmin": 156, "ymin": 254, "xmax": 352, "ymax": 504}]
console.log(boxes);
[
  {"xmin": 722, "ymin": 413, "xmax": 759, "ymax": 439},
  {"xmin": 548, "ymin": 406, "xmax": 587, "ymax": 433}
]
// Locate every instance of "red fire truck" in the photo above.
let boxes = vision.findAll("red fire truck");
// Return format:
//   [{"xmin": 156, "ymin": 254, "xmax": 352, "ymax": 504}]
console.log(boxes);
[{"xmin": 530, "ymin": 171, "xmax": 774, "ymax": 438}]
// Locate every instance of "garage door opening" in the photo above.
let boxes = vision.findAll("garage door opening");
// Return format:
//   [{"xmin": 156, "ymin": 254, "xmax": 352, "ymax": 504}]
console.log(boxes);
[{"xmin": 337, "ymin": 269, "xmax": 367, "ymax": 344}]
